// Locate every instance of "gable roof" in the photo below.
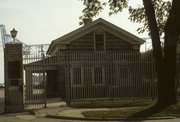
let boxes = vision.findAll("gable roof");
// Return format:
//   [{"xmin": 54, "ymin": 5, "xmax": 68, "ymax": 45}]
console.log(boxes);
[{"xmin": 47, "ymin": 18, "xmax": 144, "ymax": 55}]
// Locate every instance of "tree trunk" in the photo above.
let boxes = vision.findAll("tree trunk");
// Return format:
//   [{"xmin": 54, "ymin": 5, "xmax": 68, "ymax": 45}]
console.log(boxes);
[
  {"xmin": 142, "ymin": 0, "xmax": 166, "ymax": 105},
  {"xmin": 162, "ymin": 0, "xmax": 180, "ymax": 105},
  {"xmin": 162, "ymin": 35, "xmax": 177, "ymax": 105},
  {"xmin": 143, "ymin": 0, "xmax": 180, "ymax": 106}
]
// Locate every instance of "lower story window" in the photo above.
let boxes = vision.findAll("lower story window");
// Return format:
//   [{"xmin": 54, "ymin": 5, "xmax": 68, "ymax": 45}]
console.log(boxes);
[
  {"xmin": 94, "ymin": 67, "xmax": 104, "ymax": 85},
  {"xmin": 72, "ymin": 67, "xmax": 82, "ymax": 85}
]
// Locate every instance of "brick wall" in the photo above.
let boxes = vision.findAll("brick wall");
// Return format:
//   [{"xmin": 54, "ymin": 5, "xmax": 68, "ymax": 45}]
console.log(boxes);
[{"xmin": 4, "ymin": 42, "xmax": 24, "ymax": 113}]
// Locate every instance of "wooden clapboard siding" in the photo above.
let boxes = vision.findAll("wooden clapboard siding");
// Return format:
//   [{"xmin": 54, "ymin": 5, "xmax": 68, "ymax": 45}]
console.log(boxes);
[
  {"xmin": 66, "ymin": 31, "xmax": 134, "ymax": 51},
  {"xmin": 106, "ymin": 32, "xmax": 133, "ymax": 51},
  {"xmin": 67, "ymin": 32, "xmax": 94, "ymax": 50}
]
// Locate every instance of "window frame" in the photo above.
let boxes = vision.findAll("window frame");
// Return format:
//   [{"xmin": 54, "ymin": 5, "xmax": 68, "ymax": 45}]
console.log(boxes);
[
  {"xmin": 71, "ymin": 66, "xmax": 84, "ymax": 87},
  {"xmin": 94, "ymin": 31, "xmax": 106, "ymax": 51}
]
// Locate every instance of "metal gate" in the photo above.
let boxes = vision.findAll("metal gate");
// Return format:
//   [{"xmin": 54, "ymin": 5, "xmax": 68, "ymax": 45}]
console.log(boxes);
[{"xmin": 23, "ymin": 54, "xmax": 47, "ymax": 109}]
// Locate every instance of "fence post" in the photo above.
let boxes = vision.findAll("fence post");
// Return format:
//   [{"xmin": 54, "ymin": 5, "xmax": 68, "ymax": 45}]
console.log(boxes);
[
  {"xmin": 109, "ymin": 51, "xmax": 114, "ymax": 101},
  {"xmin": 43, "ymin": 57, "xmax": 47, "ymax": 108},
  {"xmin": 151, "ymin": 52, "xmax": 156, "ymax": 100},
  {"xmin": 65, "ymin": 51, "xmax": 71, "ymax": 106}
]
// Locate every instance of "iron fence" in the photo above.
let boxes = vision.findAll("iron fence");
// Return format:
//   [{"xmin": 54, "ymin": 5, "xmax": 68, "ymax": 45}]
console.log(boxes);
[
  {"xmin": 23, "ymin": 53, "xmax": 47, "ymax": 109},
  {"xmin": 23, "ymin": 51, "xmax": 180, "ymax": 107}
]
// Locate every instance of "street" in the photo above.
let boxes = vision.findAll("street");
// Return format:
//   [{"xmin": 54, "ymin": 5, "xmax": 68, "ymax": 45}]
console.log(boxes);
[
  {"xmin": 0, "ymin": 115, "xmax": 77, "ymax": 122},
  {"xmin": 0, "ymin": 115, "xmax": 180, "ymax": 122}
]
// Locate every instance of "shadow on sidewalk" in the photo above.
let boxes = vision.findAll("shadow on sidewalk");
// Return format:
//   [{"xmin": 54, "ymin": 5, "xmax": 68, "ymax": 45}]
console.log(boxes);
[{"xmin": 124, "ymin": 104, "xmax": 168, "ymax": 122}]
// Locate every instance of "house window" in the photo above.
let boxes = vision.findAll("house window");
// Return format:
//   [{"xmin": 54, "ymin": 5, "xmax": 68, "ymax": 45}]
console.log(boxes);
[
  {"xmin": 94, "ymin": 33, "xmax": 105, "ymax": 51},
  {"xmin": 71, "ymin": 67, "xmax": 82, "ymax": 85},
  {"xmin": 93, "ymin": 67, "xmax": 104, "ymax": 85}
]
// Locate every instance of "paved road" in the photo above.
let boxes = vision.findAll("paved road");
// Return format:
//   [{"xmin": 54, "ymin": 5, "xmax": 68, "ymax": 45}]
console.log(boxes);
[
  {"xmin": 0, "ymin": 115, "xmax": 73, "ymax": 122},
  {"xmin": 0, "ymin": 114, "xmax": 180, "ymax": 122},
  {"xmin": 0, "ymin": 88, "xmax": 4, "ymax": 113}
]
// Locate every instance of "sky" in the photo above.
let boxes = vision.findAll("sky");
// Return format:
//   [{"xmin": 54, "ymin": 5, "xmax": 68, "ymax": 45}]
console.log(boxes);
[{"xmin": 0, "ymin": 0, "xmax": 149, "ymax": 45}]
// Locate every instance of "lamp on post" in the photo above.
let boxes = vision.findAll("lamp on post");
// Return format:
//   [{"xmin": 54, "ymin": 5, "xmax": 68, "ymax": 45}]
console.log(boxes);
[{"xmin": 10, "ymin": 28, "xmax": 18, "ymax": 42}]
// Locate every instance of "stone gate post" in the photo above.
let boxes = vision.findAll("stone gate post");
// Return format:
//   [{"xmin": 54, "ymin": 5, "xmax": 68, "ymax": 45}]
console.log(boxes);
[{"xmin": 4, "ymin": 42, "xmax": 24, "ymax": 113}]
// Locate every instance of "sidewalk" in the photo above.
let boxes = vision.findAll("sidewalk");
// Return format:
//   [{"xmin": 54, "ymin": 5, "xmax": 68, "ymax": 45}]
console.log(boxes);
[
  {"xmin": 32, "ymin": 98, "xmax": 177, "ymax": 121},
  {"xmin": 0, "ymin": 97, "xmax": 179, "ymax": 121},
  {"xmin": 35, "ymin": 107, "xmax": 176, "ymax": 121},
  {"xmin": 32, "ymin": 98, "xmax": 70, "ymax": 117}
]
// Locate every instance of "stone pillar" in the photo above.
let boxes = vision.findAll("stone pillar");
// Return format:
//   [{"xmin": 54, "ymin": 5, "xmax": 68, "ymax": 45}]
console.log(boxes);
[{"xmin": 4, "ymin": 42, "xmax": 24, "ymax": 113}]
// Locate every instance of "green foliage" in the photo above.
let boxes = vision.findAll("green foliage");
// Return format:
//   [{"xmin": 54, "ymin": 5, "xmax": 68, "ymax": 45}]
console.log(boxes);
[
  {"xmin": 128, "ymin": 6, "xmax": 147, "ymax": 34},
  {"xmin": 80, "ymin": 0, "xmax": 172, "ymax": 36},
  {"xmin": 71, "ymin": 99, "xmax": 155, "ymax": 108},
  {"xmin": 129, "ymin": 0, "xmax": 171, "ymax": 36},
  {"xmin": 79, "ymin": 0, "xmax": 106, "ymax": 25},
  {"xmin": 108, "ymin": 0, "xmax": 128, "ymax": 16}
]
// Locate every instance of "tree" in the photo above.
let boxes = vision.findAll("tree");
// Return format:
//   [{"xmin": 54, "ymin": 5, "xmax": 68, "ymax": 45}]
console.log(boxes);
[{"xmin": 80, "ymin": 0, "xmax": 180, "ymax": 106}]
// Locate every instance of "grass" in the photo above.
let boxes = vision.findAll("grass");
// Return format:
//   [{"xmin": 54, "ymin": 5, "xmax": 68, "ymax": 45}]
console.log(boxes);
[
  {"xmin": 71, "ymin": 99, "xmax": 155, "ymax": 108},
  {"xmin": 72, "ymin": 98, "xmax": 180, "ymax": 118},
  {"xmin": 82, "ymin": 101, "xmax": 180, "ymax": 118}
]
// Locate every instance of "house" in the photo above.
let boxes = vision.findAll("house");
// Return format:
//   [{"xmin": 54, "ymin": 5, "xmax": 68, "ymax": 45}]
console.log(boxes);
[
  {"xmin": 24, "ymin": 18, "xmax": 146, "ymax": 103},
  {"xmin": 46, "ymin": 18, "xmax": 145, "ymax": 99}
]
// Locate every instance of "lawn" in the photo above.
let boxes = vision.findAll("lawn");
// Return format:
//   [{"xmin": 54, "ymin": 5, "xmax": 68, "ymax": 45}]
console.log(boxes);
[
  {"xmin": 82, "ymin": 100, "xmax": 180, "ymax": 118},
  {"xmin": 71, "ymin": 99, "xmax": 180, "ymax": 118},
  {"xmin": 71, "ymin": 99, "xmax": 155, "ymax": 108}
]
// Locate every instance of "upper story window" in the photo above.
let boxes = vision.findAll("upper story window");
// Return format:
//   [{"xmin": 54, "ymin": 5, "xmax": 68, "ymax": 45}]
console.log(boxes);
[{"xmin": 94, "ymin": 33, "xmax": 105, "ymax": 51}]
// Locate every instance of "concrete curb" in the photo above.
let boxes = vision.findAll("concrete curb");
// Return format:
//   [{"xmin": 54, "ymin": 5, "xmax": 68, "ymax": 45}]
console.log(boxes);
[{"xmin": 45, "ymin": 114, "xmax": 176, "ymax": 121}]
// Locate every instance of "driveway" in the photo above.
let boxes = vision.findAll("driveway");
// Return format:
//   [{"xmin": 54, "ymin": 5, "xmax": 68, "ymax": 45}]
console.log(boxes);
[{"xmin": 0, "ymin": 88, "xmax": 4, "ymax": 113}]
